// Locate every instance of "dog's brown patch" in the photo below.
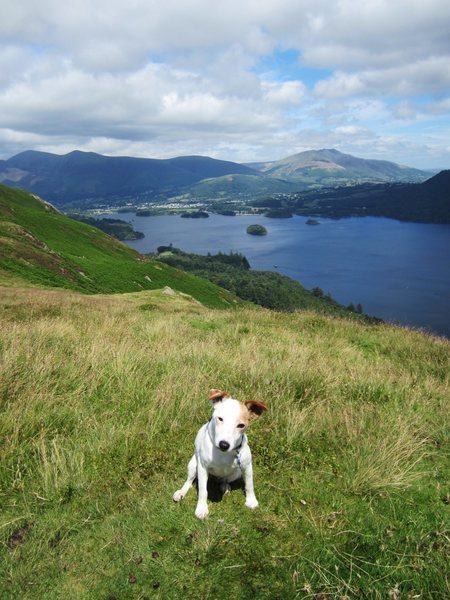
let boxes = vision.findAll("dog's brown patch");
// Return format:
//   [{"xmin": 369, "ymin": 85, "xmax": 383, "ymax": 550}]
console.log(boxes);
[
  {"xmin": 209, "ymin": 389, "xmax": 230, "ymax": 402},
  {"xmin": 239, "ymin": 403, "xmax": 251, "ymax": 426},
  {"xmin": 244, "ymin": 400, "xmax": 268, "ymax": 421}
]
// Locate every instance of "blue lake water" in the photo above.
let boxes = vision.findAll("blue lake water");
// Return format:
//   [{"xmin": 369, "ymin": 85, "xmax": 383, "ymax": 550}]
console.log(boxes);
[{"xmin": 102, "ymin": 213, "xmax": 450, "ymax": 338}]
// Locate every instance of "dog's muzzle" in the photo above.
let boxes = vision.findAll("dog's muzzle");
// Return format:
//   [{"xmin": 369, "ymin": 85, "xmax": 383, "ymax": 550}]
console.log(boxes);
[{"xmin": 218, "ymin": 441, "xmax": 230, "ymax": 452}]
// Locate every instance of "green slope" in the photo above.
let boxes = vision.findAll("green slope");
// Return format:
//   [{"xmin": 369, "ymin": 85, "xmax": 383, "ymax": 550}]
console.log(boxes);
[
  {"xmin": 189, "ymin": 173, "xmax": 299, "ymax": 197},
  {"xmin": 0, "ymin": 184, "xmax": 242, "ymax": 308}
]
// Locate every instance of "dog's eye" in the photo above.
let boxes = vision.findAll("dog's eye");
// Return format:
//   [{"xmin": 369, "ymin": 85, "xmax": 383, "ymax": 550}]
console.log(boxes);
[
  {"xmin": 237, "ymin": 423, "xmax": 245, "ymax": 429},
  {"xmin": 217, "ymin": 416, "xmax": 223, "ymax": 422}
]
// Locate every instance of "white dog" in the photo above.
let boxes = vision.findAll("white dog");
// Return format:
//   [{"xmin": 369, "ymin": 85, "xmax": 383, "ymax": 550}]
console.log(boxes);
[{"xmin": 173, "ymin": 389, "xmax": 268, "ymax": 519}]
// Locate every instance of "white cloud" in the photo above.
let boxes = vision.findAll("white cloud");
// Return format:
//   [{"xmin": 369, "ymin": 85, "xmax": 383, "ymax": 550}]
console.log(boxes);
[
  {"xmin": 315, "ymin": 56, "xmax": 450, "ymax": 99},
  {"xmin": 334, "ymin": 125, "xmax": 367, "ymax": 136},
  {"xmin": 392, "ymin": 101, "xmax": 417, "ymax": 121},
  {"xmin": 263, "ymin": 80, "xmax": 306, "ymax": 106},
  {"xmin": 426, "ymin": 97, "xmax": 450, "ymax": 115},
  {"xmin": 290, "ymin": 0, "xmax": 450, "ymax": 69},
  {"xmin": 0, "ymin": 0, "xmax": 449, "ymax": 168},
  {"xmin": 314, "ymin": 72, "xmax": 364, "ymax": 99}
]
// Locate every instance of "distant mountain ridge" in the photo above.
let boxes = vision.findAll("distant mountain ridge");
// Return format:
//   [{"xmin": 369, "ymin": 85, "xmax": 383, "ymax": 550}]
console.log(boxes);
[
  {"xmin": 246, "ymin": 148, "xmax": 429, "ymax": 183},
  {"xmin": 0, "ymin": 147, "xmax": 432, "ymax": 207},
  {"xmin": 0, "ymin": 150, "xmax": 260, "ymax": 205}
]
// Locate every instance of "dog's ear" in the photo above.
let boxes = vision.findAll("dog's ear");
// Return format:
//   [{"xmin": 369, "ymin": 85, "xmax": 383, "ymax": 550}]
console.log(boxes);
[
  {"xmin": 244, "ymin": 400, "xmax": 268, "ymax": 420},
  {"xmin": 209, "ymin": 389, "xmax": 230, "ymax": 403}
]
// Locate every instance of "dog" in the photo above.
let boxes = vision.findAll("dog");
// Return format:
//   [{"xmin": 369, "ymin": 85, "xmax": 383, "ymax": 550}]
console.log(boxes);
[{"xmin": 173, "ymin": 389, "xmax": 268, "ymax": 519}]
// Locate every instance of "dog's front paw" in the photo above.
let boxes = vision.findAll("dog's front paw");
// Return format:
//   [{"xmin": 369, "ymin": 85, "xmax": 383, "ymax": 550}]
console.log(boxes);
[
  {"xmin": 245, "ymin": 496, "xmax": 259, "ymax": 510},
  {"xmin": 173, "ymin": 490, "xmax": 184, "ymax": 502},
  {"xmin": 220, "ymin": 481, "xmax": 232, "ymax": 495},
  {"xmin": 195, "ymin": 504, "xmax": 209, "ymax": 520}
]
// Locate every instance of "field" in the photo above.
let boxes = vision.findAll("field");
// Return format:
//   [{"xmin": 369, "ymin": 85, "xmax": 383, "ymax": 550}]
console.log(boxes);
[{"xmin": 1, "ymin": 286, "xmax": 449, "ymax": 599}]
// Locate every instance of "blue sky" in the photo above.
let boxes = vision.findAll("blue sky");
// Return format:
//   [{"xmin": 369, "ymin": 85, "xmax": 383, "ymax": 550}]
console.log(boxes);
[
  {"xmin": 1, "ymin": 0, "xmax": 450, "ymax": 169},
  {"xmin": 256, "ymin": 49, "xmax": 333, "ymax": 86}
]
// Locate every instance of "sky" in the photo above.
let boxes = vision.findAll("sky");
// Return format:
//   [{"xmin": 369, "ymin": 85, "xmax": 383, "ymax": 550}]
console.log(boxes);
[{"xmin": 1, "ymin": 0, "xmax": 450, "ymax": 169}]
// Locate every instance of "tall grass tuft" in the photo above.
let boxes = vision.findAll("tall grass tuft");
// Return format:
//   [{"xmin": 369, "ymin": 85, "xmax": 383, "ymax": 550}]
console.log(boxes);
[{"xmin": 343, "ymin": 419, "xmax": 428, "ymax": 494}]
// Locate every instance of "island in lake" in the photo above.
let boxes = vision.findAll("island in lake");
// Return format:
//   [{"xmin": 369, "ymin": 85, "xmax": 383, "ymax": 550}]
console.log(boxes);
[
  {"xmin": 135, "ymin": 208, "xmax": 159, "ymax": 216},
  {"xmin": 265, "ymin": 209, "xmax": 293, "ymax": 218},
  {"xmin": 247, "ymin": 224, "xmax": 268, "ymax": 236},
  {"xmin": 181, "ymin": 210, "xmax": 209, "ymax": 219},
  {"xmin": 216, "ymin": 209, "xmax": 236, "ymax": 216},
  {"xmin": 306, "ymin": 218, "xmax": 320, "ymax": 225}
]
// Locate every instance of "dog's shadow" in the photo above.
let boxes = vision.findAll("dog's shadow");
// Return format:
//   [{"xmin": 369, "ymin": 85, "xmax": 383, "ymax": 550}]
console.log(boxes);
[{"xmin": 203, "ymin": 476, "xmax": 245, "ymax": 503}]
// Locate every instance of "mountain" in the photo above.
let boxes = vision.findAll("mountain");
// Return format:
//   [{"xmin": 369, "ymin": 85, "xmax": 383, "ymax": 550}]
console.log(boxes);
[
  {"xmin": 0, "ymin": 183, "xmax": 243, "ymax": 307},
  {"xmin": 0, "ymin": 148, "xmax": 432, "ymax": 208},
  {"xmin": 247, "ymin": 148, "xmax": 429, "ymax": 184},
  {"xmin": 0, "ymin": 150, "xmax": 260, "ymax": 206},
  {"xmin": 419, "ymin": 168, "xmax": 450, "ymax": 194}
]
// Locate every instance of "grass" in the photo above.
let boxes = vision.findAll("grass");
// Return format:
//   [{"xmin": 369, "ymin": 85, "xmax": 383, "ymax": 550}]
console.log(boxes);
[{"xmin": 0, "ymin": 286, "xmax": 449, "ymax": 599}]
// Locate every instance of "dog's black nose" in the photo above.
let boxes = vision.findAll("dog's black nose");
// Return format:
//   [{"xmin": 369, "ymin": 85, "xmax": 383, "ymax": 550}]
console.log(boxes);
[{"xmin": 219, "ymin": 441, "xmax": 230, "ymax": 451}]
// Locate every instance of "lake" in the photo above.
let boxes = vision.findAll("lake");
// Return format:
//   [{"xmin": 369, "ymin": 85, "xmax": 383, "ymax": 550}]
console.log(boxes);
[{"xmin": 101, "ymin": 212, "xmax": 450, "ymax": 338}]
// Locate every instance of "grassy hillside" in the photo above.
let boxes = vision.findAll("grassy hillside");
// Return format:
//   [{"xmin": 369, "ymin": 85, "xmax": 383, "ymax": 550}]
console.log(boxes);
[
  {"xmin": 0, "ymin": 286, "xmax": 448, "ymax": 599},
  {"xmin": 189, "ymin": 173, "xmax": 299, "ymax": 198},
  {"xmin": 0, "ymin": 184, "xmax": 242, "ymax": 308}
]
